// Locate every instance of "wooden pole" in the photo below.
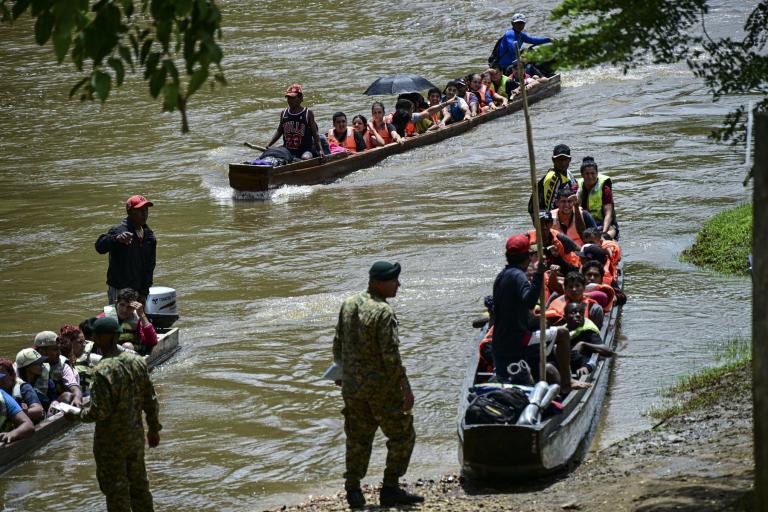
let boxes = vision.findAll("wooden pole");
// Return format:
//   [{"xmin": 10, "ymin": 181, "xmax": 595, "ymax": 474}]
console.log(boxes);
[
  {"xmin": 753, "ymin": 111, "xmax": 768, "ymax": 509},
  {"xmin": 514, "ymin": 43, "xmax": 548, "ymax": 382}
]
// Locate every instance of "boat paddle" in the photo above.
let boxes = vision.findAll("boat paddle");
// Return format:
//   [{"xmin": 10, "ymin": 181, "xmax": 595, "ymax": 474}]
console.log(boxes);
[
  {"xmin": 244, "ymin": 142, "xmax": 267, "ymax": 152},
  {"xmin": 515, "ymin": 41, "xmax": 549, "ymax": 384}
]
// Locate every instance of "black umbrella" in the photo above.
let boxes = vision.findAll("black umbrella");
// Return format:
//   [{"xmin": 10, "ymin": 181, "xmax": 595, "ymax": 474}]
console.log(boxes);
[{"xmin": 363, "ymin": 74, "xmax": 438, "ymax": 95}]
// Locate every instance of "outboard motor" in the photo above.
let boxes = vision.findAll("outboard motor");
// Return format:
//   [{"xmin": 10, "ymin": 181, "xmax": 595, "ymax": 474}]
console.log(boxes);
[{"xmin": 145, "ymin": 286, "xmax": 179, "ymax": 328}]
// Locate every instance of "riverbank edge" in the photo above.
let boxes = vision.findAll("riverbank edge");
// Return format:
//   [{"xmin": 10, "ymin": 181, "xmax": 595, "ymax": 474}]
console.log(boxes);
[
  {"xmin": 681, "ymin": 202, "xmax": 752, "ymax": 275},
  {"xmin": 269, "ymin": 359, "xmax": 754, "ymax": 512}
]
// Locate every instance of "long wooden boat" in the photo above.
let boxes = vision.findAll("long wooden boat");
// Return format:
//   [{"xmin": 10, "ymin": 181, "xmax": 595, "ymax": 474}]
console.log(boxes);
[
  {"xmin": 229, "ymin": 75, "xmax": 562, "ymax": 192},
  {"xmin": 457, "ymin": 270, "xmax": 623, "ymax": 479},
  {"xmin": 0, "ymin": 327, "xmax": 181, "ymax": 475}
]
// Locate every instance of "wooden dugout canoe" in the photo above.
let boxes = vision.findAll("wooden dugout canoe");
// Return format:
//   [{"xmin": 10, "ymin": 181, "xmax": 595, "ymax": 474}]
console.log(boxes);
[
  {"xmin": 228, "ymin": 75, "xmax": 562, "ymax": 193},
  {"xmin": 457, "ymin": 269, "xmax": 623, "ymax": 479},
  {"xmin": 0, "ymin": 327, "xmax": 180, "ymax": 475}
]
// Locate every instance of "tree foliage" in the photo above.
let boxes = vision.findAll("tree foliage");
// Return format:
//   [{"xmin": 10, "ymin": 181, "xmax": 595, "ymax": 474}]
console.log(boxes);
[
  {"xmin": 0, "ymin": 0, "xmax": 226, "ymax": 133},
  {"xmin": 532, "ymin": 0, "xmax": 767, "ymax": 145}
]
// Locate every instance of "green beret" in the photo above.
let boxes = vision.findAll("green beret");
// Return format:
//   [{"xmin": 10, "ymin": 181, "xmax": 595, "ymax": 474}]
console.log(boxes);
[
  {"xmin": 92, "ymin": 317, "xmax": 123, "ymax": 334},
  {"xmin": 369, "ymin": 261, "xmax": 401, "ymax": 281}
]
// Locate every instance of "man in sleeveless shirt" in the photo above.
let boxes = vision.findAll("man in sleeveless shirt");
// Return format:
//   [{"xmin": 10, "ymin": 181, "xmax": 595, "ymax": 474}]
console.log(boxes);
[{"xmin": 266, "ymin": 83, "xmax": 324, "ymax": 160}]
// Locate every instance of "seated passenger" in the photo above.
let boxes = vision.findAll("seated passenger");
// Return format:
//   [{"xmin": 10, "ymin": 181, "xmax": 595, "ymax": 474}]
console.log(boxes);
[
  {"xmin": 326, "ymin": 112, "xmax": 366, "ymax": 153},
  {"xmin": 0, "ymin": 371, "xmax": 34, "ymax": 443},
  {"xmin": 0, "ymin": 358, "xmax": 44, "ymax": 424},
  {"xmin": 551, "ymin": 185, "xmax": 597, "ymax": 247},
  {"xmin": 528, "ymin": 210, "xmax": 581, "ymax": 273},
  {"xmin": 102, "ymin": 288, "xmax": 158, "ymax": 356},
  {"xmin": 578, "ymin": 156, "xmax": 619, "ymax": 240},
  {"xmin": 582, "ymin": 227, "xmax": 621, "ymax": 269},
  {"xmin": 15, "ymin": 348, "xmax": 53, "ymax": 411},
  {"xmin": 467, "ymin": 73, "xmax": 489, "ymax": 113},
  {"xmin": 352, "ymin": 115, "xmax": 384, "ymax": 150},
  {"xmin": 581, "ymin": 261, "xmax": 616, "ymax": 311},
  {"xmin": 397, "ymin": 92, "xmax": 428, "ymax": 112},
  {"xmin": 439, "ymin": 81, "xmax": 470, "ymax": 126},
  {"xmin": 59, "ymin": 324, "xmax": 101, "ymax": 396},
  {"xmin": 33, "ymin": 331, "xmax": 82, "ymax": 408},
  {"xmin": 390, "ymin": 98, "xmax": 454, "ymax": 138},
  {"xmin": 575, "ymin": 243, "xmax": 614, "ymax": 284},
  {"xmin": 545, "ymin": 272, "xmax": 604, "ymax": 328},
  {"xmin": 487, "ymin": 68, "xmax": 514, "ymax": 103},
  {"xmin": 456, "ymin": 79, "xmax": 479, "ymax": 117},
  {"xmin": 370, "ymin": 102, "xmax": 403, "ymax": 145},
  {"xmin": 564, "ymin": 303, "xmax": 614, "ymax": 377},
  {"xmin": 413, "ymin": 88, "xmax": 443, "ymax": 134}
]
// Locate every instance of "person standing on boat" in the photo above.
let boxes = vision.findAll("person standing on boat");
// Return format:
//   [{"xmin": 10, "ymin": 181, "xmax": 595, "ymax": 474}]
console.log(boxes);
[
  {"xmin": 95, "ymin": 195, "xmax": 157, "ymax": 305},
  {"xmin": 492, "ymin": 235, "xmax": 577, "ymax": 395},
  {"xmin": 529, "ymin": 144, "xmax": 579, "ymax": 217},
  {"xmin": 265, "ymin": 83, "xmax": 324, "ymax": 160},
  {"xmin": 332, "ymin": 261, "xmax": 424, "ymax": 509},
  {"xmin": 494, "ymin": 13, "xmax": 552, "ymax": 73},
  {"xmin": 65, "ymin": 317, "xmax": 161, "ymax": 512}
]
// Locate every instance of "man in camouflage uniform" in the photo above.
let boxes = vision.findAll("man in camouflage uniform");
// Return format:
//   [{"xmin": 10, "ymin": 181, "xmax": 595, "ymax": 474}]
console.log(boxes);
[
  {"xmin": 65, "ymin": 317, "xmax": 161, "ymax": 512},
  {"xmin": 332, "ymin": 261, "xmax": 424, "ymax": 508}
]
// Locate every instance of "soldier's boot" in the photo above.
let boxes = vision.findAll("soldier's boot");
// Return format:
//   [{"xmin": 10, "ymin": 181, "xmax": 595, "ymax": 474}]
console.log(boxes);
[
  {"xmin": 345, "ymin": 489, "xmax": 366, "ymax": 509},
  {"xmin": 379, "ymin": 486, "xmax": 424, "ymax": 506}
]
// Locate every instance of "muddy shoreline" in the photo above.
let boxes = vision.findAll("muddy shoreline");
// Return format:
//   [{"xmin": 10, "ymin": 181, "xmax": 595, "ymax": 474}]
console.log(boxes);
[{"xmin": 270, "ymin": 363, "xmax": 753, "ymax": 512}]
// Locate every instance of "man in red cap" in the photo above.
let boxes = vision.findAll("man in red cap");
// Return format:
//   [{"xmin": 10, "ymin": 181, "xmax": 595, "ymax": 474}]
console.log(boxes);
[
  {"xmin": 491, "ymin": 234, "xmax": 578, "ymax": 395},
  {"xmin": 265, "ymin": 83, "xmax": 324, "ymax": 160},
  {"xmin": 95, "ymin": 195, "xmax": 157, "ymax": 304}
]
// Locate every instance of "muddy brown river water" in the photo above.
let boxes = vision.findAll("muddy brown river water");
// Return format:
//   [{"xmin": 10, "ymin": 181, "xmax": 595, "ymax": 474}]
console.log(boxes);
[{"xmin": 0, "ymin": 1, "xmax": 755, "ymax": 510}]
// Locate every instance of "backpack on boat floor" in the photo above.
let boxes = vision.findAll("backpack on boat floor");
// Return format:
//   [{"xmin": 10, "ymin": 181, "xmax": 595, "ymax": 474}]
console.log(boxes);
[{"xmin": 465, "ymin": 388, "xmax": 529, "ymax": 425}]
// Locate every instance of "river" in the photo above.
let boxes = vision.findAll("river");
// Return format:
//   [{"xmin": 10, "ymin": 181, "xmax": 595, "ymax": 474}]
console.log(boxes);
[{"xmin": 0, "ymin": 1, "xmax": 755, "ymax": 510}]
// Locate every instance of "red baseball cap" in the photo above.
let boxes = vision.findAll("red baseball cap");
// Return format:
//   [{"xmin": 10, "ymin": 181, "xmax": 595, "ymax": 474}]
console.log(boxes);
[
  {"xmin": 285, "ymin": 83, "xmax": 304, "ymax": 97},
  {"xmin": 125, "ymin": 195, "xmax": 154, "ymax": 210},
  {"xmin": 505, "ymin": 234, "xmax": 530, "ymax": 255}
]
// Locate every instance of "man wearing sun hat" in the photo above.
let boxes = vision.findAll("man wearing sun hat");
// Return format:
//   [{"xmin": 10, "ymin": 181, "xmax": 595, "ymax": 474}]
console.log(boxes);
[
  {"xmin": 332, "ymin": 261, "xmax": 424, "ymax": 508},
  {"xmin": 265, "ymin": 83, "xmax": 324, "ymax": 160},
  {"xmin": 95, "ymin": 194, "xmax": 157, "ymax": 304}
]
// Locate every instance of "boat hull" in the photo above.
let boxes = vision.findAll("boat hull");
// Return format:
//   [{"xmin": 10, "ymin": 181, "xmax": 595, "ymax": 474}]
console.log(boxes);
[
  {"xmin": 0, "ymin": 327, "xmax": 180, "ymax": 475},
  {"xmin": 229, "ymin": 76, "xmax": 562, "ymax": 192}
]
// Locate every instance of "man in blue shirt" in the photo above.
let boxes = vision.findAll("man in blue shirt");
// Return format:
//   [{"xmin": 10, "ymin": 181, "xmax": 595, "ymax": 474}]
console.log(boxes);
[
  {"xmin": 496, "ymin": 13, "xmax": 552, "ymax": 72},
  {"xmin": 0, "ymin": 368, "xmax": 35, "ymax": 444}
]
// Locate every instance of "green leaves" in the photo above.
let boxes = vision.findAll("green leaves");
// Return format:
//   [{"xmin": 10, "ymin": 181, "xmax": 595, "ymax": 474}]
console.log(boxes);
[{"xmin": 1, "ymin": 0, "xmax": 227, "ymax": 133}]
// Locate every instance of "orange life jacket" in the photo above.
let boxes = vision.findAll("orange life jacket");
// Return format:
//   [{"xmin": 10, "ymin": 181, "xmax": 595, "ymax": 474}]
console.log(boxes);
[
  {"xmin": 478, "ymin": 326, "xmax": 494, "ymax": 373},
  {"xmin": 545, "ymin": 295, "xmax": 598, "ymax": 325},
  {"xmin": 362, "ymin": 131, "xmax": 377, "ymax": 150},
  {"xmin": 372, "ymin": 121, "xmax": 393, "ymax": 145},
  {"xmin": 585, "ymin": 283, "xmax": 615, "ymax": 312},
  {"xmin": 551, "ymin": 208, "xmax": 584, "ymax": 247},
  {"xmin": 477, "ymin": 85, "xmax": 488, "ymax": 107},
  {"xmin": 327, "ymin": 128, "xmax": 358, "ymax": 153},
  {"xmin": 405, "ymin": 121, "xmax": 416, "ymax": 136},
  {"xmin": 528, "ymin": 229, "xmax": 581, "ymax": 267},
  {"xmin": 601, "ymin": 239, "xmax": 621, "ymax": 267}
]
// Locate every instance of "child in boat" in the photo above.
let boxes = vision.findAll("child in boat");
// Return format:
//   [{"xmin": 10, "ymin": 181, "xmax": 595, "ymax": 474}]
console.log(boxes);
[
  {"xmin": 546, "ymin": 271, "xmax": 604, "ymax": 328},
  {"xmin": 564, "ymin": 303, "xmax": 615, "ymax": 377},
  {"xmin": 439, "ymin": 81, "xmax": 470, "ymax": 126}
]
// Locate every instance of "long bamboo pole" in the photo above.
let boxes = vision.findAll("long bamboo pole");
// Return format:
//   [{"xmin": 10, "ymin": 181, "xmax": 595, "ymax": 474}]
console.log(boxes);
[{"xmin": 514, "ymin": 43, "xmax": 548, "ymax": 382}]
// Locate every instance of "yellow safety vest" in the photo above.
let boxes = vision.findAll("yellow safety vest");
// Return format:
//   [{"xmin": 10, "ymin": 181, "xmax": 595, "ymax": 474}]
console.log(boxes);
[
  {"xmin": 542, "ymin": 169, "xmax": 571, "ymax": 212},
  {"xmin": 569, "ymin": 318, "xmax": 601, "ymax": 340},
  {"xmin": 490, "ymin": 75, "xmax": 511, "ymax": 99},
  {"xmin": 577, "ymin": 174, "xmax": 611, "ymax": 222}
]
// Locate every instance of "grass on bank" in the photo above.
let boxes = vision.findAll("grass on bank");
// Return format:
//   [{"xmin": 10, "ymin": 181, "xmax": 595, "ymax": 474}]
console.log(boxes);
[
  {"xmin": 648, "ymin": 337, "xmax": 752, "ymax": 422},
  {"xmin": 681, "ymin": 203, "xmax": 752, "ymax": 275}
]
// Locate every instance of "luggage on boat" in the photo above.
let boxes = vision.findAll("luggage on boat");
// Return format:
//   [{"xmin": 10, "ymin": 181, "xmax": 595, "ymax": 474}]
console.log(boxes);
[{"xmin": 465, "ymin": 388, "xmax": 529, "ymax": 425}]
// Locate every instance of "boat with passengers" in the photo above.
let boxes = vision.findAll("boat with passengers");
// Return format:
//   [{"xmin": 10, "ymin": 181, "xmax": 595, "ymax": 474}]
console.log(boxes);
[
  {"xmin": 0, "ymin": 288, "xmax": 182, "ymax": 475},
  {"xmin": 229, "ymin": 74, "xmax": 562, "ymax": 193},
  {"xmin": 457, "ymin": 246, "xmax": 623, "ymax": 478}
]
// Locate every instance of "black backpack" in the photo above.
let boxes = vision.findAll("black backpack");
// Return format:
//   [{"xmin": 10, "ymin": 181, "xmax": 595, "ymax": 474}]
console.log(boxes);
[{"xmin": 465, "ymin": 388, "xmax": 529, "ymax": 425}]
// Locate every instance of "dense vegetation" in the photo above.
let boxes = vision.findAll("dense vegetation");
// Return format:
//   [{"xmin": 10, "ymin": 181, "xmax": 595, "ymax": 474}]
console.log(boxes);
[{"xmin": 682, "ymin": 203, "xmax": 753, "ymax": 275}]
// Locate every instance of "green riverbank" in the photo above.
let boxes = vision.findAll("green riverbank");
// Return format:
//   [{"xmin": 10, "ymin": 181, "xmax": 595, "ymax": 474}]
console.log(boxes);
[{"xmin": 682, "ymin": 203, "xmax": 752, "ymax": 275}]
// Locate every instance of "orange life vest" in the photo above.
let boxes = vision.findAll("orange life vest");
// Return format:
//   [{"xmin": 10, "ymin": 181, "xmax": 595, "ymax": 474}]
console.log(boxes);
[
  {"xmin": 327, "ymin": 128, "xmax": 358, "ymax": 153},
  {"xmin": 585, "ymin": 283, "xmax": 615, "ymax": 312},
  {"xmin": 405, "ymin": 121, "xmax": 416, "ymax": 137},
  {"xmin": 545, "ymin": 295, "xmax": 598, "ymax": 325},
  {"xmin": 478, "ymin": 326, "xmax": 494, "ymax": 373},
  {"xmin": 551, "ymin": 208, "xmax": 584, "ymax": 247},
  {"xmin": 477, "ymin": 85, "xmax": 488, "ymax": 107},
  {"xmin": 362, "ymin": 131, "xmax": 377, "ymax": 150},
  {"xmin": 528, "ymin": 229, "xmax": 580, "ymax": 267},
  {"xmin": 372, "ymin": 121, "xmax": 393, "ymax": 145}
]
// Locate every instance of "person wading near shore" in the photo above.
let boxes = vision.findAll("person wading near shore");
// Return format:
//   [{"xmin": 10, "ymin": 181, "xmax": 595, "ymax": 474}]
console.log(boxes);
[
  {"xmin": 65, "ymin": 317, "xmax": 161, "ymax": 512},
  {"xmin": 528, "ymin": 144, "xmax": 579, "ymax": 217},
  {"xmin": 95, "ymin": 195, "xmax": 157, "ymax": 304},
  {"xmin": 332, "ymin": 261, "xmax": 423, "ymax": 509},
  {"xmin": 265, "ymin": 83, "xmax": 324, "ymax": 160}
]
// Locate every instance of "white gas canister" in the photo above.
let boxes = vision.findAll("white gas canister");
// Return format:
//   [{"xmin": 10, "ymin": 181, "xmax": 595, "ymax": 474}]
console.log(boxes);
[{"xmin": 145, "ymin": 286, "xmax": 179, "ymax": 328}]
